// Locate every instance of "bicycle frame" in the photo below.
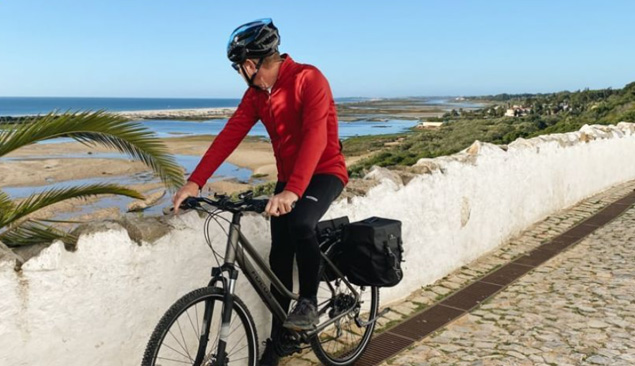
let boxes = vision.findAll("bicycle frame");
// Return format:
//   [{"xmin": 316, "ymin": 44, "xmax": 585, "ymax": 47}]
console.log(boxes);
[{"xmin": 208, "ymin": 211, "xmax": 362, "ymax": 340}]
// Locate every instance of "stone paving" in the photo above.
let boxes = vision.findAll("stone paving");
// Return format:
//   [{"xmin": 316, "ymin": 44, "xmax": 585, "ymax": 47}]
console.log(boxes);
[
  {"xmin": 382, "ymin": 183, "xmax": 635, "ymax": 365},
  {"xmin": 279, "ymin": 179, "xmax": 635, "ymax": 365}
]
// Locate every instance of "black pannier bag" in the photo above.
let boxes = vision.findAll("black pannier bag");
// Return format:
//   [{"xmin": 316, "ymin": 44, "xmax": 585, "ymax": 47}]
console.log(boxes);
[
  {"xmin": 316, "ymin": 216, "xmax": 350, "ymax": 281},
  {"xmin": 342, "ymin": 216, "xmax": 404, "ymax": 287}
]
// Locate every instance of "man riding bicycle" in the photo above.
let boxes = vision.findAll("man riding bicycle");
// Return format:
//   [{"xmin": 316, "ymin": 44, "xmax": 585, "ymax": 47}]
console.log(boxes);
[{"xmin": 172, "ymin": 18, "xmax": 348, "ymax": 366}]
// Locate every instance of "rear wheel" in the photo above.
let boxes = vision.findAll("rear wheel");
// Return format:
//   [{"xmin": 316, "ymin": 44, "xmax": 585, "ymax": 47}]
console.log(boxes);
[
  {"xmin": 310, "ymin": 277, "xmax": 380, "ymax": 366},
  {"xmin": 142, "ymin": 287, "xmax": 257, "ymax": 366}
]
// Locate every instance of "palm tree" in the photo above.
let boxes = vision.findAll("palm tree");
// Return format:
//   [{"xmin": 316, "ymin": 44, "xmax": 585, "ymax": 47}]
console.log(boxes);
[{"xmin": 0, "ymin": 110, "xmax": 185, "ymax": 247}]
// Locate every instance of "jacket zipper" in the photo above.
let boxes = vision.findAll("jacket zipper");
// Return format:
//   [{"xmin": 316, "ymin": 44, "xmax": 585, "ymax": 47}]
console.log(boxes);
[{"xmin": 268, "ymin": 90, "xmax": 287, "ymax": 182}]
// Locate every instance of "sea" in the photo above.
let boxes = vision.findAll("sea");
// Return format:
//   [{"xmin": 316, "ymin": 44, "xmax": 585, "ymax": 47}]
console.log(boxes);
[{"xmin": 0, "ymin": 96, "xmax": 370, "ymax": 116}]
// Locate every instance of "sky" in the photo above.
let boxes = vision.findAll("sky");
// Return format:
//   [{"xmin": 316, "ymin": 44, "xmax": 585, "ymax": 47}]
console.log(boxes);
[{"xmin": 1, "ymin": 0, "xmax": 634, "ymax": 98}]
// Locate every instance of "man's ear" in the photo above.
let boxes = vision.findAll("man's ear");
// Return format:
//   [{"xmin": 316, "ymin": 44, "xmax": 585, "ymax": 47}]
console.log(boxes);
[{"xmin": 244, "ymin": 59, "xmax": 256, "ymax": 74}]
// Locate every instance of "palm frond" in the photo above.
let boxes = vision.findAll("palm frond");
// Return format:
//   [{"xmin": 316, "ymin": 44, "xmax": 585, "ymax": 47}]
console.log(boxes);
[
  {"xmin": 0, "ymin": 110, "xmax": 185, "ymax": 190},
  {"xmin": 0, "ymin": 183, "xmax": 144, "ymax": 228},
  {"xmin": 0, "ymin": 189, "xmax": 13, "ymax": 209},
  {"xmin": 0, "ymin": 220, "xmax": 75, "ymax": 248},
  {"xmin": 0, "ymin": 190, "xmax": 15, "ymax": 223},
  {"xmin": 33, "ymin": 218, "xmax": 87, "ymax": 224}
]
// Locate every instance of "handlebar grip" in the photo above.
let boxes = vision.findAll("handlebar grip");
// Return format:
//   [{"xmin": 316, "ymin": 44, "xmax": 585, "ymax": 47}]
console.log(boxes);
[
  {"xmin": 251, "ymin": 199, "xmax": 269, "ymax": 214},
  {"xmin": 180, "ymin": 196, "xmax": 201, "ymax": 210}
]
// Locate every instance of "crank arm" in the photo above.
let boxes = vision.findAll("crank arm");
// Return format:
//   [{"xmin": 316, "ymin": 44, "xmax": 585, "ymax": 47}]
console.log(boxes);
[{"xmin": 356, "ymin": 307, "xmax": 392, "ymax": 327}]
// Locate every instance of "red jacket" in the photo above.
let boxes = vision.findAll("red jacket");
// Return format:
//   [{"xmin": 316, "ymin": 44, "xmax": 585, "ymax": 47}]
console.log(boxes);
[{"xmin": 188, "ymin": 54, "xmax": 349, "ymax": 197}]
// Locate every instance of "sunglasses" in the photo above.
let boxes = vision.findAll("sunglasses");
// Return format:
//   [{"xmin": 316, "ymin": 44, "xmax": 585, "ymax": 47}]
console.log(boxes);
[{"xmin": 231, "ymin": 62, "xmax": 240, "ymax": 72}]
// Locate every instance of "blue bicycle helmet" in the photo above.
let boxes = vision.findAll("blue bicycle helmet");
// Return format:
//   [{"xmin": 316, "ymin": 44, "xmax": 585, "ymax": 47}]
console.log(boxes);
[{"xmin": 227, "ymin": 18, "xmax": 280, "ymax": 64}]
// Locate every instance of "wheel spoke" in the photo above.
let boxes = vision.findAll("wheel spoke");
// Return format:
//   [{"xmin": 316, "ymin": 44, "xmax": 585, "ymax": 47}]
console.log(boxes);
[
  {"xmin": 185, "ymin": 307, "xmax": 199, "ymax": 340},
  {"xmin": 167, "ymin": 329, "xmax": 192, "ymax": 361},
  {"xmin": 175, "ymin": 318, "xmax": 194, "ymax": 361},
  {"xmin": 156, "ymin": 355, "xmax": 196, "ymax": 364},
  {"xmin": 160, "ymin": 341, "xmax": 193, "ymax": 361},
  {"xmin": 194, "ymin": 302, "xmax": 200, "ymax": 336}
]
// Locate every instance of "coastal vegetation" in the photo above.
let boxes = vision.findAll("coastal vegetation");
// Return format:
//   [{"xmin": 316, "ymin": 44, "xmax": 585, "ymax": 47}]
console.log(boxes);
[
  {"xmin": 0, "ymin": 111, "xmax": 184, "ymax": 247},
  {"xmin": 345, "ymin": 82, "xmax": 635, "ymax": 177}
]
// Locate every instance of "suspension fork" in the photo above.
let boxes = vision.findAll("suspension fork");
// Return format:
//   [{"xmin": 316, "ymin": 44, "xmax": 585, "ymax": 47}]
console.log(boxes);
[
  {"xmin": 191, "ymin": 266, "xmax": 234, "ymax": 365},
  {"xmin": 211, "ymin": 266, "xmax": 240, "ymax": 365}
]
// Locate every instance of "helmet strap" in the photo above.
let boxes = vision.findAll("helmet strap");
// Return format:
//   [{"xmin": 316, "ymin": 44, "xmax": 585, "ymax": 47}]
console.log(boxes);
[{"xmin": 242, "ymin": 57, "xmax": 265, "ymax": 89}]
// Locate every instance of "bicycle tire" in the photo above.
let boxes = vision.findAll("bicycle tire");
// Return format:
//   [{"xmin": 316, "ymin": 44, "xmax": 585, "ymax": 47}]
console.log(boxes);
[
  {"xmin": 142, "ymin": 287, "xmax": 258, "ymax": 366},
  {"xmin": 310, "ymin": 278, "xmax": 380, "ymax": 366}
]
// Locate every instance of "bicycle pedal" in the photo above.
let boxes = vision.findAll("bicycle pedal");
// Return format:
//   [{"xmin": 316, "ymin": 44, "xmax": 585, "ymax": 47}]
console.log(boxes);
[{"xmin": 282, "ymin": 324, "xmax": 316, "ymax": 332}]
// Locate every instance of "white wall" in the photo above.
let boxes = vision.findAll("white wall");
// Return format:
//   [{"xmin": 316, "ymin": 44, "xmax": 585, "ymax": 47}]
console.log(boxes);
[{"xmin": 1, "ymin": 123, "xmax": 634, "ymax": 366}]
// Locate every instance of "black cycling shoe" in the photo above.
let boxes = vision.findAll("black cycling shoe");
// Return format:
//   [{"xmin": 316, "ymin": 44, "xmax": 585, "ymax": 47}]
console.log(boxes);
[
  {"xmin": 259, "ymin": 338, "xmax": 280, "ymax": 366},
  {"xmin": 283, "ymin": 297, "xmax": 318, "ymax": 331}
]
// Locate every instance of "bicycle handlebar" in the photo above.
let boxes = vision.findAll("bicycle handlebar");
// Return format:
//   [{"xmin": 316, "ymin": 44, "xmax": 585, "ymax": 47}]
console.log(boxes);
[{"xmin": 180, "ymin": 190, "xmax": 270, "ymax": 214}]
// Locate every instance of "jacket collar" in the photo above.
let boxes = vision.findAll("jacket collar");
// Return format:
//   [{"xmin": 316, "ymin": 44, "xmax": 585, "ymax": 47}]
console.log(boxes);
[
  {"xmin": 248, "ymin": 54, "xmax": 294, "ymax": 95},
  {"xmin": 273, "ymin": 53, "xmax": 294, "ymax": 90}
]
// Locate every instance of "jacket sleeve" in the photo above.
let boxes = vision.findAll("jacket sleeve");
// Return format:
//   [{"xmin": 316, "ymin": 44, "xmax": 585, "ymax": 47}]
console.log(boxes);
[
  {"xmin": 283, "ymin": 68, "xmax": 331, "ymax": 197},
  {"xmin": 187, "ymin": 90, "xmax": 258, "ymax": 189}
]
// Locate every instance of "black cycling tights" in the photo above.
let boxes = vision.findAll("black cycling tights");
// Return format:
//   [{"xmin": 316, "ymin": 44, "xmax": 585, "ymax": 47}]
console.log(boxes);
[{"xmin": 268, "ymin": 173, "xmax": 344, "ymax": 338}]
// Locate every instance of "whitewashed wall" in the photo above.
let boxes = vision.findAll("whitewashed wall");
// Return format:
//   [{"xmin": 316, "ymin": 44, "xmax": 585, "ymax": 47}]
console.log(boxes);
[{"xmin": 1, "ymin": 123, "xmax": 634, "ymax": 366}]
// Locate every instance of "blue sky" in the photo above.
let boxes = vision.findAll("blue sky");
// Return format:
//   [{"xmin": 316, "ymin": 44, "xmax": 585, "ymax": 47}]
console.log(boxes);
[{"xmin": 1, "ymin": 1, "xmax": 634, "ymax": 98}]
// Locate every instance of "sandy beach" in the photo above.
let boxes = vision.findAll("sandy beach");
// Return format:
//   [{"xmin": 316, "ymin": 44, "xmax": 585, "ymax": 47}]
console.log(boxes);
[
  {"xmin": 1, "ymin": 134, "xmax": 276, "ymax": 188},
  {"xmin": 115, "ymin": 107, "xmax": 236, "ymax": 120}
]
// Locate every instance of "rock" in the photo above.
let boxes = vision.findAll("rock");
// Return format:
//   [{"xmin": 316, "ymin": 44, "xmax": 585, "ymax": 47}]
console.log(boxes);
[
  {"xmin": 68, "ymin": 220, "xmax": 125, "ymax": 251},
  {"xmin": 364, "ymin": 166, "xmax": 403, "ymax": 187},
  {"xmin": 466, "ymin": 140, "xmax": 483, "ymax": 155},
  {"xmin": 127, "ymin": 190, "xmax": 166, "ymax": 212},
  {"xmin": 587, "ymin": 320, "xmax": 609, "ymax": 329},
  {"xmin": 338, "ymin": 178, "xmax": 380, "ymax": 200},
  {"xmin": 616, "ymin": 122, "xmax": 635, "ymax": 134},
  {"xmin": 0, "ymin": 240, "xmax": 25, "ymax": 268},
  {"xmin": 10, "ymin": 241, "xmax": 54, "ymax": 266},
  {"xmin": 580, "ymin": 125, "xmax": 613, "ymax": 140},
  {"xmin": 388, "ymin": 166, "xmax": 420, "ymax": 185},
  {"xmin": 586, "ymin": 355, "xmax": 611, "ymax": 365},
  {"xmin": 118, "ymin": 215, "xmax": 173, "ymax": 245},
  {"xmin": 412, "ymin": 159, "xmax": 441, "ymax": 174}
]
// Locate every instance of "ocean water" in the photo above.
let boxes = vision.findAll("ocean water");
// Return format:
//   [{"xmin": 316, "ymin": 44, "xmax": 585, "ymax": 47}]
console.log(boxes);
[
  {"xmin": 0, "ymin": 97, "xmax": 241, "ymax": 116},
  {"xmin": 0, "ymin": 96, "xmax": 372, "ymax": 116}
]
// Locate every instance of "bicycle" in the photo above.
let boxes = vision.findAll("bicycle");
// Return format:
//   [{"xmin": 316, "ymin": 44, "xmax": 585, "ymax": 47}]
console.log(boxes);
[{"xmin": 141, "ymin": 190, "xmax": 389, "ymax": 366}]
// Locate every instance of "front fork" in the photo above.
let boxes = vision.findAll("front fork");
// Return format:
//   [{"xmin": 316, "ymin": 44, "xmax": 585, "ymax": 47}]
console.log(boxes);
[{"xmin": 193, "ymin": 265, "xmax": 239, "ymax": 366}]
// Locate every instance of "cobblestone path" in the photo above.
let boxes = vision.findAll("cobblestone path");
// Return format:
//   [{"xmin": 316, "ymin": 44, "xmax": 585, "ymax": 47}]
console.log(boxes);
[{"xmin": 383, "ymin": 188, "xmax": 635, "ymax": 365}]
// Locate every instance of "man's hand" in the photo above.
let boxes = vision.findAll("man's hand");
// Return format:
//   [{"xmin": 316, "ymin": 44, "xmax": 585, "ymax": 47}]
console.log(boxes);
[
  {"xmin": 172, "ymin": 181, "xmax": 200, "ymax": 215},
  {"xmin": 265, "ymin": 190, "xmax": 299, "ymax": 217}
]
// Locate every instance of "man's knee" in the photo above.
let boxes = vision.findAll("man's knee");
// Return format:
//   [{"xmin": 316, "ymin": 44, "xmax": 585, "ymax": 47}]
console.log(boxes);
[{"xmin": 287, "ymin": 215, "xmax": 316, "ymax": 240}]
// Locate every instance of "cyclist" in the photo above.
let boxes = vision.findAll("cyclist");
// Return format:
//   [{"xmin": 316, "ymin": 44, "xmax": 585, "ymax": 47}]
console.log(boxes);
[{"xmin": 171, "ymin": 18, "xmax": 348, "ymax": 366}]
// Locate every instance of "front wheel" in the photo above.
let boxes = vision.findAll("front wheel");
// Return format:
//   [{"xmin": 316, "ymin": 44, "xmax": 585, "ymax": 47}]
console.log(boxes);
[{"xmin": 142, "ymin": 287, "xmax": 258, "ymax": 366}]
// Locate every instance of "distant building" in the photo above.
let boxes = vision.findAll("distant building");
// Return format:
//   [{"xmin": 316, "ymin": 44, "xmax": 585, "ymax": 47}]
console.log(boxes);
[
  {"xmin": 505, "ymin": 105, "xmax": 532, "ymax": 117},
  {"xmin": 416, "ymin": 121, "xmax": 444, "ymax": 129}
]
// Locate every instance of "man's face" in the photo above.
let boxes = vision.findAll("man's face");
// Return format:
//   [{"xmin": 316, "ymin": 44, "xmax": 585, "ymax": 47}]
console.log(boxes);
[{"xmin": 233, "ymin": 59, "xmax": 260, "ymax": 87}]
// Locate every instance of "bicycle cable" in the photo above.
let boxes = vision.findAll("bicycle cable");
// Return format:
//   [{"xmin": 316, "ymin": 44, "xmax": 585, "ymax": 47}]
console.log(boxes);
[
  {"xmin": 197, "ymin": 205, "xmax": 227, "ymax": 267},
  {"xmin": 197, "ymin": 203, "xmax": 245, "ymax": 271},
  {"xmin": 203, "ymin": 213, "xmax": 223, "ymax": 267}
]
